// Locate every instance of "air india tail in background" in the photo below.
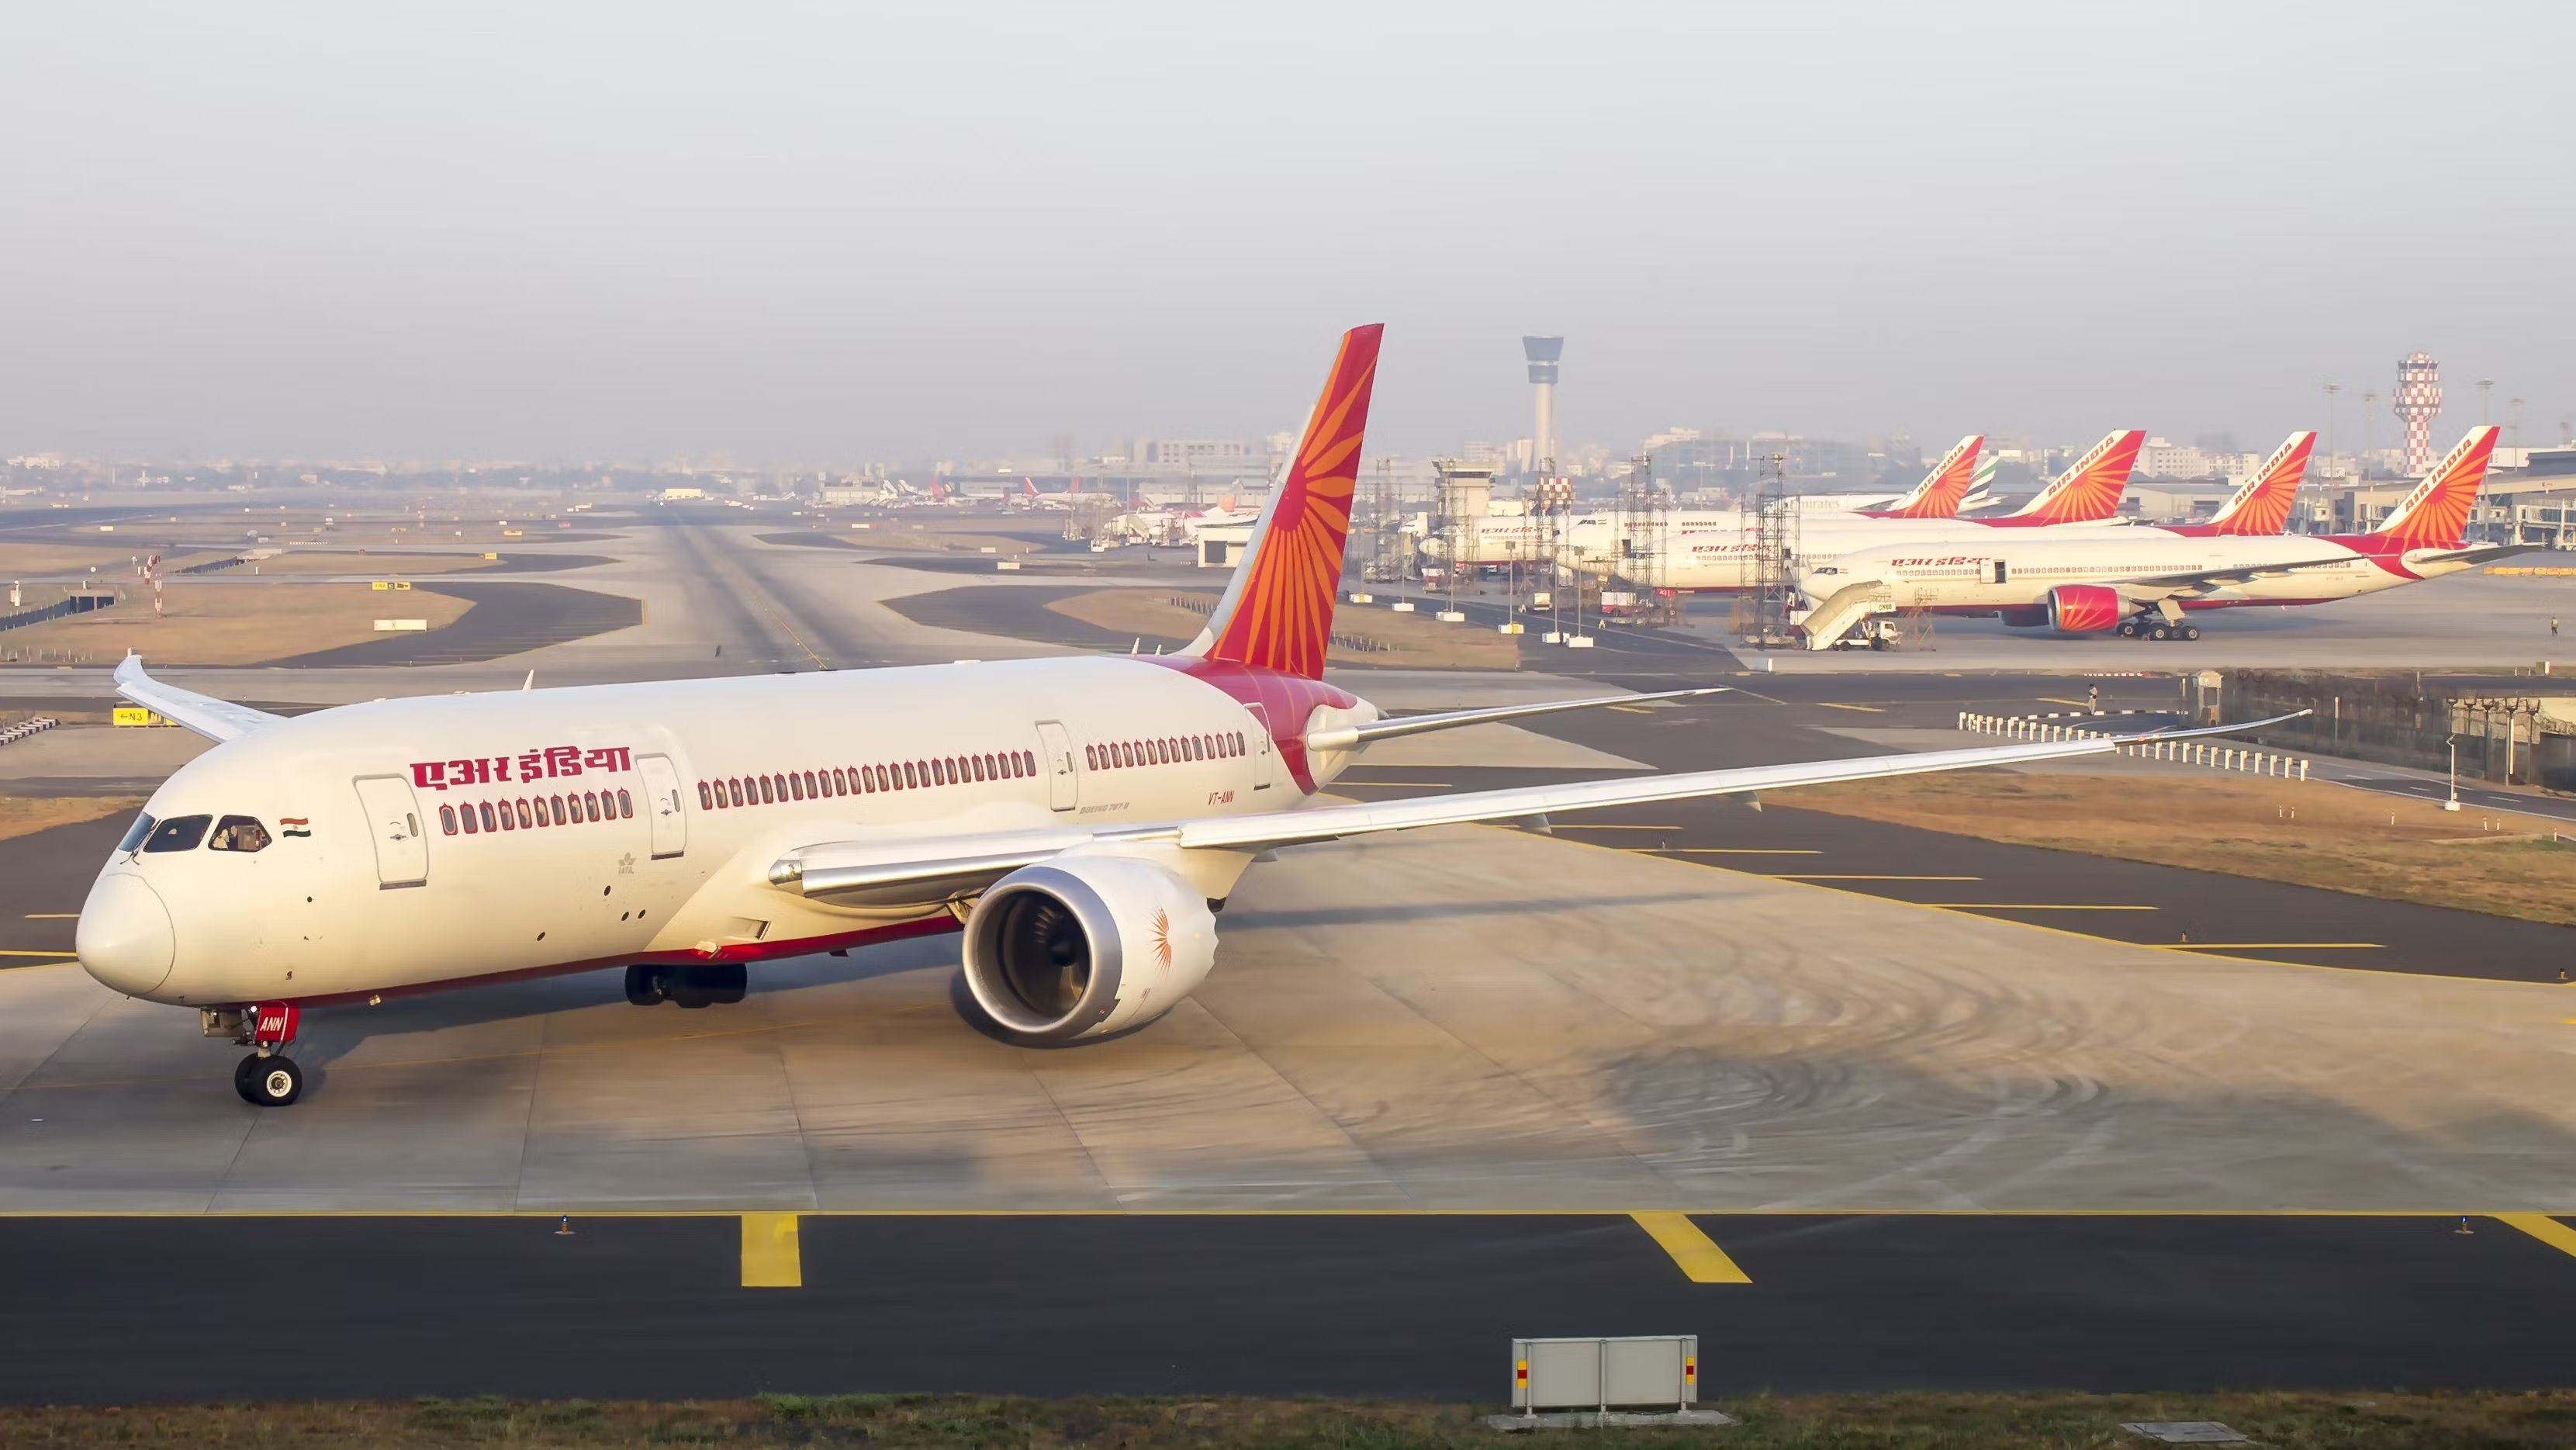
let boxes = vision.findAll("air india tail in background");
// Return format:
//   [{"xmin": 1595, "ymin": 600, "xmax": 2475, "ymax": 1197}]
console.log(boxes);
[
  {"xmin": 2368, "ymin": 426, "xmax": 2502, "ymax": 549},
  {"xmin": 2193, "ymin": 431, "xmax": 2315, "ymax": 537},
  {"xmin": 1184, "ymin": 324, "xmax": 1383, "ymax": 680},
  {"xmin": 2000, "ymin": 428, "xmax": 2146, "ymax": 525},
  {"xmin": 1872, "ymin": 435, "xmax": 1984, "ymax": 519}
]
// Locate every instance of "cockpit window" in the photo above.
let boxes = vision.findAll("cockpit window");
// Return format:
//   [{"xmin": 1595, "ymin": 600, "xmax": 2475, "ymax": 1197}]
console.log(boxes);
[
  {"xmin": 142, "ymin": 815, "xmax": 212, "ymax": 853},
  {"xmin": 117, "ymin": 812, "xmax": 157, "ymax": 853},
  {"xmin": 208, "ymin": 815, "xmax": 271, "ymax": 853}
]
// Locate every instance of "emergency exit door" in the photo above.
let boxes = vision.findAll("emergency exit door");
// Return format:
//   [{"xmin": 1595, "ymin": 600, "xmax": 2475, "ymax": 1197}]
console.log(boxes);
[
  {"xmin": 638, "ymin": 754, "xmax": 687, "ymax": 859},
  {"xmin": 351, "ymin": 775, "xmax": 429, "ymax": 889}
]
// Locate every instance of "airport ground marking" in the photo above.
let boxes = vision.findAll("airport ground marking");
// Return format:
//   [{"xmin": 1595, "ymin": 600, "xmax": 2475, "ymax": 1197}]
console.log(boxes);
[
  {"xmin": 1328, "ymin": 780, "xmax": 1453, "ymax": 789},
  {"xmin": 0, "ymin": 949, "xmax": 81, "ymax": 957},
  {"xmin": 1629, "ymin": 1211, "xmax": 1751, "ymax": 1283},
  {"xmin": 740, "ymin": 1212, "xmax": 803, "ymax": 1287},
  {"xmin": 1766, "ymin": 874, "xmax": 1980, "ymax": 882},
  {"xmin": 1551, "ymin": 824, "xmax": 1682, "ymax": 832},
  {"xmin": 2163, "ymin": 943, "xmax": 2384, "ymax": 951},
  {"xmin": 1931, "ymin": 904, "xmax": 2159, "ymax": 912},
  {"xmin": 1653, "ymin": 847, "xmax": 1823, "ymax": 856},
  {"xmin": 2495, "ymin": 1213, "xmax": 2576, "ymax": 1260},
  {"xmin": 1813, "ymin": 702, "xmax": 1884, "ymax": 713},
  {"xmin": 1607, "ymin": 704, "xmax": 1655, "ymax": 715},
  {"xmin": 22, "ymin": 914, "xmax": 77, "ymax": 919}
]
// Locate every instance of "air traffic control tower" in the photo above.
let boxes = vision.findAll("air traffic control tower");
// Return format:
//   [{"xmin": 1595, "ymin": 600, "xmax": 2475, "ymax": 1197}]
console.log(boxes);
[{"xmin": 1523, "ymin": 336, "xmax": 1563, "ymax": 472}]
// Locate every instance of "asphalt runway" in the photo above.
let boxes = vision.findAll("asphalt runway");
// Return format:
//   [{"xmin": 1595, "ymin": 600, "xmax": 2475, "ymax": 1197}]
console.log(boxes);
[
  {"xmin": 4, "ymin": 1210, "xmax": 2573, "ymax": 1404},
  {"xmin": 279, "ymin": 581, "xmax": 644, "ymax": 667}
]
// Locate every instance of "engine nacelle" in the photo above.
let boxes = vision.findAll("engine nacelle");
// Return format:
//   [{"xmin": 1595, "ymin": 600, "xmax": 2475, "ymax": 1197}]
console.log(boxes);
[
  {"xmin": 2043, "ymin": 584, "xmax": 2123, "ymax": 634},
  {"xmin": 960, "ymin": 856, "xmax": 1218, "ymax": 1044}
]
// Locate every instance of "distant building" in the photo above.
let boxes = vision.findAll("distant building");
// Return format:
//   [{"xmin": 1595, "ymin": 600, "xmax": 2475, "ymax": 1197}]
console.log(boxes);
[{"xmin": 1133, "ymin": 438, "xmax": 1250, "ymax": 468}]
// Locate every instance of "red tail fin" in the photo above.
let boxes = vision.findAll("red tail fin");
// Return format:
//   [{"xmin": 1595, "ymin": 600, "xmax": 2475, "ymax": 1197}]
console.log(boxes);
[
  {"xmin": 2009, "ymin": 429, "xmax": 2144, "ymax": 524},
  {"xmin": 2373, "ymin": 426, "xmax": 2500, "ymax": 549},
  {"xmin": 2205, "ymin": 431, "xmax": 2315, "ymax": 536},
  {"xmin": 1187, "ymin": 325, "xmax": 1383, "ymax": 680},
  {"xmin": 1878, "ymin": 435, "xmax": 1983, "ymax": 518}
]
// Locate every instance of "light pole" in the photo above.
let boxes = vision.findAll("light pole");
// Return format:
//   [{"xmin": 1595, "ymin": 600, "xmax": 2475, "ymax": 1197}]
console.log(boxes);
[
  {"xmin": 2323, "ymin": 382, "xmax": 2342, "ymax": 480},
  {"xmin": 2444, "ymin": 732, "xmax": 2461, "ymax": 812},
  {"xmin": 2478, "ymin": 377, "xmax": 2496, "ymax": 424}
]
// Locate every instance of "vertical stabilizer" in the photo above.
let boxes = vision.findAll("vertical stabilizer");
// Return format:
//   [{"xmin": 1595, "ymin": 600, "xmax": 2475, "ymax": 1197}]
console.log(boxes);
[
  {"xmin": 2007, "ymin": 429, "xmax": 2145, "ymax": 524},
  {"xmin": 2205, "ymin": 431, "xmax": 2315, "ymax": 536},
  {"xmin": 1183, "ymin": 325, "xmax": 1385, "ymax": 680},
  {"xmin": 1876, "ymin": 435, "xmax": 1984, "ymax": 519},
  {"xmin": 2372, "ymin": 425, "xmax": 2501, "ymax": 549}
]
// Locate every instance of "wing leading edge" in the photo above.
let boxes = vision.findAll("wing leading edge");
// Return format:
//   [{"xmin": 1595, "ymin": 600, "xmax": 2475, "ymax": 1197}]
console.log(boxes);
[
  {"xmin": 773, "ymin": 710, "xmax": 2311, "ymax": 907},
  {"xmin": 112, "ymin": 656, "xmax": 284, "ymax": 743}
]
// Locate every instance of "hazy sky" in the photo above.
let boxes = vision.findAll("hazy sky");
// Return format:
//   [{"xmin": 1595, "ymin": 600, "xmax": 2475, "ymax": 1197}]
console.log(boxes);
[{"xmin": 5, "ymin": 2, "xmax": 2568, "ymax": 463}]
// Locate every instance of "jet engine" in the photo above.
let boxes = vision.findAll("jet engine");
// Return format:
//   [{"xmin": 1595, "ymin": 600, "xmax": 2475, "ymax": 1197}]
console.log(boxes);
[
  {"xmin": 960, "ymin": 857, "xmax": 1218, "ymax": 1044},
  {"xmin": 2043, "ymin": 584, "xmax": 2123, "ymax": 634}
]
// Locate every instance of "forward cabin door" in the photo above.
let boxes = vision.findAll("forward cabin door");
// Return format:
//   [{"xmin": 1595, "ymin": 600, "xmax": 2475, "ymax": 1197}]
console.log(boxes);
[
  {"xmin": 1036, "ymin": 721, "xmax": 1077, "ymax": 812},
  {"xmin": 1244, "ymin": 705, "xmax": 1277, "ymax": 791},
  {"xmin": 351, "ymin": 775, "xmax": 429, "ymax": 889},
  {"xmin": 638, "ymin": 753, "xmax": 686, "ymax": 859}
]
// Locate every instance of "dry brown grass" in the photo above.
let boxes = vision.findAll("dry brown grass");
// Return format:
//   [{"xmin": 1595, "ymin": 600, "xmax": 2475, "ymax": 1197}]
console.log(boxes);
[
  {"xmin": 0, "ymin": 583, "xmax": 472, "ymax": 666},
  {"xmin": 233, "ymin": 550, "xmax": 504, "ymax": 576},
  {"xmin": 2, "ymin": 1390, "xmax": 2571, "ymax": 1448},
  {"xmin": 0, "ymin": 542, "xmax": 221, "ymax": 576},
  {"xmin": 1792, "ymin": 767, "xmax": 2576, "ymax": 926},
  {"xmin": 845, "ymin": 525, "xmax": 1043, "ymax": 555},
  {"xmin": 1048, "ymin": 589, "xmax": 1520, "ymax": 669},
  {"xmin": 0, "ymin": 794, "xmax": 142, "ymax": 842}
]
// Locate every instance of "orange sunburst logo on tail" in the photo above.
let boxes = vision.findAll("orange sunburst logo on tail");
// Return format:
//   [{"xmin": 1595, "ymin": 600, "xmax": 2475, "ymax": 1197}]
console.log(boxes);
[
  {"xmin": 2207, "ymin": 431, "xmax": 2315, "ymax": 537},
  {"xmin": 1195, "ymin": 324, "xmax": 1383, "ymax": 681},
  {"xmin": 2012, "ymin": 429, "xmax": 2144, "ymax": 524},
  {"xmin": 1881, "ymin": 435, "xmax": 1983, "ymax": 518},
  {"xmin": 2374, "ymin": 426, "xmax": 2499, "ymax": 551}
]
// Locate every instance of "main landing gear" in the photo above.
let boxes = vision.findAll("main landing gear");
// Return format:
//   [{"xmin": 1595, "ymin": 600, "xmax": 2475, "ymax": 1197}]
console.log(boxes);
[
  {"xmin": 213, "ymin": 1002, "xmax": 305, "ymax": 1106},
  {"xmin": 624, "ymin": 962, "xmax": 748, "ymax": 1009},
  {"xmin": 2115, "ymin": 618, "xmax": 2201, "ymax": 642}
]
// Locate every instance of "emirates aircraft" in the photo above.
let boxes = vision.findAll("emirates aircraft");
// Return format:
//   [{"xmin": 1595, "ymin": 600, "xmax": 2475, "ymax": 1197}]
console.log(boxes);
[
  {"xmin": 76, "ymin": 326, "xmax": 2282, "ymax": 1106},
  {"xmin": 1573, "ymin": 428, "xmax": 2149, "ymax": 592},
  {"xmin": 1796, "ymin": 427, "xmax": 2506, "ymax": 646}
]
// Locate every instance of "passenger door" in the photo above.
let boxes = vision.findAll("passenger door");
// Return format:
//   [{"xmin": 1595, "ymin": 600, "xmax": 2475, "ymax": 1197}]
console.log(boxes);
[
  {"xmin": 351, "ymin": 775, "xmax": 429, "ymax": 889},
  {"xmin": 638, "ymin": 753, "xmax": 686, "ymax": 859},
  {"xmin": 1244, "ymin": 705, "xmax": 1277, "ymax": 791},
  {"xmin": 1035, "ymin": 720, "xmax": 1077, "ymax": 812}
]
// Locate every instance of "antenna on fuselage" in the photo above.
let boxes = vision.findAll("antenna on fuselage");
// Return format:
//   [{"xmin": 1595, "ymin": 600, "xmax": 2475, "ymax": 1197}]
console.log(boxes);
[{"xmin": 522, "ymin": 670, "xmax": 535, "ymax": 691}]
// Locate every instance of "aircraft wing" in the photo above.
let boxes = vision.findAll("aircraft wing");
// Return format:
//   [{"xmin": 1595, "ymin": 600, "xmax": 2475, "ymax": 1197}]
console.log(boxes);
[
  {"xmin": 2123, "ymin": 555, "xmax": 2364, "ymax": 593},
  {"xmin": 772, "ymin": 711, "xmax": 2307, "ymax": 908},
  {"xmin": 1302, "ymin": 686, "xmax": 1727, "ymax": 750},
  {"xmin": 112, "ymin": 656, "xmax": 284, "ymax": 743}
]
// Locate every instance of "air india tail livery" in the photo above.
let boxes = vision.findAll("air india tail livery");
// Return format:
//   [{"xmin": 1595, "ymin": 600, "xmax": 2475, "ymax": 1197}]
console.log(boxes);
[
  {"xmin": 1865, "ymin": 435, "xmax": 1984, "ymax": 520},
  {"xmin": 1796, "ymin": 426, "xmax": 2510, "ymax": 646},
  {"xmin": 1990, "ymin": 429, "xmax": 2147, "ymax": 526},
  {"xmin": 78, "ymin": 324, "xmax": 2291, "ymax": 1106},
  {"xmin": 2180, "ymin": 431, "xmax": 2315, "ymax": 538}
]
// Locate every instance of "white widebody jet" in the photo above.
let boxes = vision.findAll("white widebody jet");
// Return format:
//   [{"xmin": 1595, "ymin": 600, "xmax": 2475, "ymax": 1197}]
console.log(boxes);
[{"xmin": 78, "ymin": 326, "xmax": 2290, "ymax": 1106}]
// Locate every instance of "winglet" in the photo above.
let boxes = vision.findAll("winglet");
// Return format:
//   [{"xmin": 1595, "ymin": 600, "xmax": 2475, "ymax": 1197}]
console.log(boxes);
[
  {"xmin": 112, "ymin": 655, "xmax": 283, "ymax": 744},
  {"xmin": 1183, "ymin": 324, "xmax": 1384, "ymax": 680},
  {"xmin": 1875, "ymin": 435, "xmax": 1984, "ymax": 519},
  {"xmin": 2373, "ymin": 426, "xmax": 2501, "ymax": 550},
  {"xmin": 2008, "ymin": 429, "xmax": 2146, "ymax": 524},
  {"xmin": 2205, "ymin": 431, "xmax": 2316, "ymax": 536}
]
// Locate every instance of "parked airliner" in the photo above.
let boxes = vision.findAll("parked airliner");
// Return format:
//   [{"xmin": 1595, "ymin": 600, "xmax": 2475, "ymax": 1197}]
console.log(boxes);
[{"xmin": 77, "ymin": 326, "xmax": 2284, "ymax": 1106}]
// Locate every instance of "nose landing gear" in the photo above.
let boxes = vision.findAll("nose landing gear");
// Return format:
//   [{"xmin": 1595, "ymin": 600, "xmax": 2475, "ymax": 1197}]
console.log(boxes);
[{"xmin": 228, "ymin": 1001, "xmax": 304, "ymax": 1106}]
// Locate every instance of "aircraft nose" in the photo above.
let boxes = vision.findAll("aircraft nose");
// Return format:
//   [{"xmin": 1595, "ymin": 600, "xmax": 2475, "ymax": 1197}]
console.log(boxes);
[{"xmin": 78, "ymin": 874, "xmax": 175, "ymax": 997}]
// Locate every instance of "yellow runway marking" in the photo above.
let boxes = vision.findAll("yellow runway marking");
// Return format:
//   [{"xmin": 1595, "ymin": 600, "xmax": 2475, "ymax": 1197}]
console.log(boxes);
[
  {"xmin": 2163, "ymin": 943, "xmax": 2383, "ymax": 951},
  {"xmin": 2038, "ymin": 697, "xmax": 2094, "ymax": 708},
  {"xmin": 1814, "ymin": 701, "xmax": 1884, "ymax": 713},
  {"xmin": 1656, "ymin": 847, "xmax": 1823, "ymax": 856},
  {"xmin": 1630, "ymin": 1212, "xmax": 1751, "ymax": 1283},
  {"xmin": 1934, "ymin": 904, "xmax": 2158, "ymax": 912},
  {"xmin": 1607, "ymin": 704, "xmax": 1655, "ymax": 715},
  {"xmin": 1767, "ymin": 874, "xmax": 1980, "ymax": 881},
  {"xmin": 2496, "ymin": 1213, "xmax": 2576, "ymax": 1259},
  {"xmin": 0, "ymin": 949, "xmax": 78, "ymax": 957},
  {"xmin": 740, "ymin": 1212, "xmax": 802, "ymax": 1287}
]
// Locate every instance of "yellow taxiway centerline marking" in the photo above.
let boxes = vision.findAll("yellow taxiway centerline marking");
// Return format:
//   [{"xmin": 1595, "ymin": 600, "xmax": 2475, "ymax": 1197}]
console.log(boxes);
[
  {"xmin": 740, "ymin": 1212, "xmax": 802, "ymax": 1287},
  {"xmin": 1552, "ymin": 824, "xmax": 1682, "ymax": 832},
  {"xmin": 23, "ymin": 914, "xmax": 78, "ymax": 919},
  {"xmin": 1933, "ymin": 904, "xmax": 2159, "ymax": 912},
  {"xmin": 1630, "ymin": 1211, "xmax": 1751, "ymax": 1283},
  {"xmin": 1654, "ymin": 847, "xmax": 1824, "ymax": 856},
  {"xmin": 1329, "ymin": 780, "xmax": 1452, "ymax": 788},
  {"xmin": 0, "ymin": 950, "xmax": 79, "ymax": 957},
  {"xmin": 1607, "ymin": 704, "xmax": 1655, "ymax": 714},
  {"xmin": 2038, "ymin": 697, "xmax": 2094, "ymax": 708},
  {"xmin": 2495, "ymin": 1213, "xmax": 2576, "ymax": 1259},
  {"xmin": 1767, "ymin": 874, "xmax": 1979, "ymax": 881},
  {"xmin": 1814, "ymin": 701, "xmax": 1884, "ymax": 713},
  {"xmin": 2163, "ymin": 943, "xmax": 2384, "ymax": 951}
]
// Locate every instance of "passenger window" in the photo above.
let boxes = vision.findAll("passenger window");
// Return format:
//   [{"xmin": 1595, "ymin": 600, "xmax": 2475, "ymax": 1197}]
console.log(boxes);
[
  {"xmin": 143, "ymin": 815, "xmax": 212, "ymax": 853},
  {"xmin": 617, "ymin": 789, "xmax": 632, "ymax": 818},
  {"xmin": 439, "ymin": 805, "xmax": 458, "ymax": 836},
  {"xmin": 118, "ymin": 813, "xmax": 157, "ymax": 853}
]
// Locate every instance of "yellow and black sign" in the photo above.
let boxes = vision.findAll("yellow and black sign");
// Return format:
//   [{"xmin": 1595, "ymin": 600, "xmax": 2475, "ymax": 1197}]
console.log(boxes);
[
  {"xmin": 112, "ymin": 707, "xmax": 170, "ymax": 728},
  {"xmin": 369, "ymin": 580, "xmax": 413, "ymax": 591}
]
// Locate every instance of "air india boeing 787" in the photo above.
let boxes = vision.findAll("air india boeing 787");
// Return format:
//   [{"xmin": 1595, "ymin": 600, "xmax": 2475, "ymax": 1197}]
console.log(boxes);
[{"xmin": 77, "ymin": 324, "xmax": 2287, "ymax": 1105}]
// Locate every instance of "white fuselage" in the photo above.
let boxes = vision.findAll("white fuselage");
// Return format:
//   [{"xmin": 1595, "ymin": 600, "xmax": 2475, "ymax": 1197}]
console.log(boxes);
[
  {"xmin": 78, "ymin": 656, "xmax": 1363, "ymax": 1009},
  {"xmin": 1800, "ymin": 533, "xmax": 2471, "ymax": 611},
  {"xmin": 1565, "ymin": 513, "xmax": 2140, "ymax": 590}
]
